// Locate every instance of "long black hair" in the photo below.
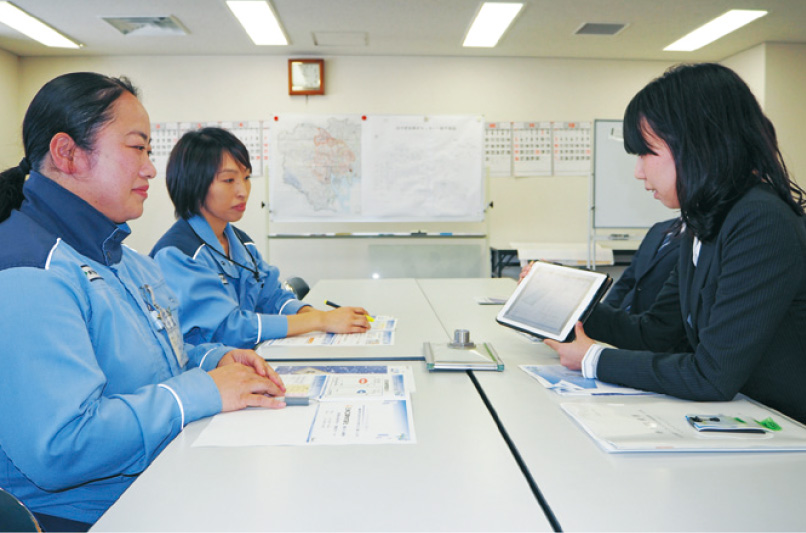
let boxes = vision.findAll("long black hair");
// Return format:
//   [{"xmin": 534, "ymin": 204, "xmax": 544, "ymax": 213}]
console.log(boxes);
[
  {"xmin": 0, "ymin": 72, "xmax": 138, "ymax": 222},
  {"xmin": 166, "ymin": 127, "xmax": 252, "ymax": 219},
  {"xmin": 623, "ymin": 62, "xmax": 805, "ymax": 241}
]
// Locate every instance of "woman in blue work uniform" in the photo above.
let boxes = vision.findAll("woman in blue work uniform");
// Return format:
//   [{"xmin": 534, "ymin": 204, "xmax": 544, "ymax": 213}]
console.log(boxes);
[
  {"xmin": 0, "ymin": 73, "xmax": 286, "ymax": 532},
  {"xmin": 544, "ymin": 63, "xmax": 806, "ymax": 425},
  {"xmin": 150, "ymin": 127, "xmax": 369, "ymax": 348}
]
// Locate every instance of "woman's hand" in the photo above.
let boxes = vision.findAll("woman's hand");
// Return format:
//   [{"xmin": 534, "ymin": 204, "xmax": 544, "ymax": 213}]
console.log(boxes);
[
  {"xmin": 321, "ymin": 306, "xmax": 370, "ymax": 333},
  {"xmin": 218, "ymin": 349, "xmax": 285, "ymax": 390},
  {"xmin": 287, "ymin": 306, "xmax": 370, "ymax": 337},
  {"xmin": 543, "ymin": 322, "xmax": 594, "ymax": 371},
  {"xmin": 518, "ymin": 261, "xmax": 533, "ymax": 284},
  {"xmin": 210, "ymin": 349, "xmax": 286, "ymax": 411}
]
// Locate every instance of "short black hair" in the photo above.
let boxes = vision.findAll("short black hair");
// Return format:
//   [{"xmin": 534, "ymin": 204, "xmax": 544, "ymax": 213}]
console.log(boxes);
[
  {"xmin": 165, "ymin": 127, "xmax": 252, "ymax": 219},
  {"xmin": 623, "ymin": 62, "xmax": 804, "ymax": 241}
]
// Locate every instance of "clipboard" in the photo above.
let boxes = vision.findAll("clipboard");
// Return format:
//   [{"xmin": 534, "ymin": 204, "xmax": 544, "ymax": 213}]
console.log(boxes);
[{"xmin": 496, "ymin": 261, "xmax": 612, "ymax": 342}]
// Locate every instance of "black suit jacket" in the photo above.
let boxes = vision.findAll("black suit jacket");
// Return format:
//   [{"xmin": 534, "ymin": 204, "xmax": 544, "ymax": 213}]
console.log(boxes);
[
  {"xmin": 603, "ymin": 217, "xmax": 681, "ymax": 314},
  {"xmin": 586, "ymin": 185, "xmax": 806, "ymax": 424}
]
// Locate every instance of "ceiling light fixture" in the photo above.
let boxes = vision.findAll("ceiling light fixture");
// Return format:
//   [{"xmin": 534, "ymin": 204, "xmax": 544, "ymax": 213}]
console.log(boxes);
[
  {"xmin": 226, "ymin": 0, "xmax": 288, "ymax": 46},
  {"xmin": 463, "ymin": 2, "xmax": 523, "ymax": 48},
  {"xmin": 664, "ymin": 9, "xmax": 767, "ymax": 52},
  {"xmin": 0, "ymin": 1, "xmax": 81, "ymax": 48}
]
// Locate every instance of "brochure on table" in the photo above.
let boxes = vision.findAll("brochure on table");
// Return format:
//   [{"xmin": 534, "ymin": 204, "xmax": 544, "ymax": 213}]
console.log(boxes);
[
  {"xmin": 521, "ymin": 365, "xmax": 654, "ymax": 395},
  {"xmin": 562, "ymin": 397, "xmax": 806, "ymax": 453},
  {"xmin": 258, "ymin": 316, "xmax": 396, "ymax": 347},
  {"xmin": 192, "ymin": 364, "xmax": 416, "ymax": 447}
]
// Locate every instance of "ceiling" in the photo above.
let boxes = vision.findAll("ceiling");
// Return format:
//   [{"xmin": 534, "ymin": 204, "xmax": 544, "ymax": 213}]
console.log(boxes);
[{"xmin": 0, "ymin": 0, "xmax": 805, "ymax": 62}]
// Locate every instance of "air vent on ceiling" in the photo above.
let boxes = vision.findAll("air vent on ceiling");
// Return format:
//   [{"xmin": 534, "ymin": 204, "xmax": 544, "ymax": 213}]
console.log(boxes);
[
  {"xmin": 574, "ymin": 22, "xmax": 626, "ymax": 36},
  {"xmin": 312, "ymin": 31, "xmax": 368, "ymax": 47},
  {"xmin": 103, "ymin": 16, "xmax": 189, "ymax": 37}
]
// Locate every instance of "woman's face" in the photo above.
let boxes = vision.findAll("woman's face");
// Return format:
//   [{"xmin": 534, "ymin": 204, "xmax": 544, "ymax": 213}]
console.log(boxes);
[
  {"xmin": 79, "ymin": 92, "xmax": 156, "ymax": 223},
  {"xmin": 634, "ymin": 124, "xmax": 679, "ymax": 209},
  {"xmin": 200, "ymin": 151, "xmax": 251, "ymax": 229}
]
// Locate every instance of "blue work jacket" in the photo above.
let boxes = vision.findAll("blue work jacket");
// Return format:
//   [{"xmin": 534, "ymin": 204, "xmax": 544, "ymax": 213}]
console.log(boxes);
[
  {"xmin": 0, "ymin": 173, "xmax": 226, "ymax": 524},
  {"xmin": 150, "ymin": 216, "xmax": 309, "ymax": 348}
]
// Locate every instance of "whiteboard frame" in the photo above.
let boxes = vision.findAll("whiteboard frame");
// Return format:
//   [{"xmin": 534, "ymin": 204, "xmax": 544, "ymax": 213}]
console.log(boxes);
[{"xmin": 591, "ymin": 119, "xmax": 673, "ymax": 229}]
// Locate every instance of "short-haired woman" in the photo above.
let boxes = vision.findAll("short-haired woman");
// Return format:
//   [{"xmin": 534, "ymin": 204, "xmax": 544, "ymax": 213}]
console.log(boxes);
[{"xmin": 151, "ymin": 127, "xmax": 369, "ymax": 348}]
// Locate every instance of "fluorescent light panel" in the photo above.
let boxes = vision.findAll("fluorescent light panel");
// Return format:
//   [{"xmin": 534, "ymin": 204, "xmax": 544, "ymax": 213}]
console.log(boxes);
[
  {"xmin": 664, "ymin": 9, "xmax": 767, "ymax": 52},
  {"xmin": 464, "ymin": 2, "xmax": 523, "ymax": 48},
  {"xmin": 0, "ymin": 1, "xmax": 80, "ymax": 48},
  {"xmin": 226, "ymin": 0, "xmax": 287, "ymax": 46}
]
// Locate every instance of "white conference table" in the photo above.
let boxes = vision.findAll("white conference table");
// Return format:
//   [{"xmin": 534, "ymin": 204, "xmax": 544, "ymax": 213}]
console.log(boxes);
[
  {"xmin": 91, "ymin": 278, "xmax": 552, "ymax": 532},
  {"xmin": 418, "ymin": 278, "xmax": 806, "ymax": 532},
  {"xmin": 93, "ymin": 277, "xmax": 806, "ymax": 532}
]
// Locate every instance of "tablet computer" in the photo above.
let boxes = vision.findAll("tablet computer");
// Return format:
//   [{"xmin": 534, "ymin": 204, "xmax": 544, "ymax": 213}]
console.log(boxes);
[{"xmin": 496, "ymin": 261, "xmax": 612, "ymax": 342}]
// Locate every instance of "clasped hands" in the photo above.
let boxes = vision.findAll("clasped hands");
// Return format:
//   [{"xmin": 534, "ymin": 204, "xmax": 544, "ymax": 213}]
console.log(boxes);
[{"xmin": 209, "ymin": 349, "xmax": 287, "ymax": 411}]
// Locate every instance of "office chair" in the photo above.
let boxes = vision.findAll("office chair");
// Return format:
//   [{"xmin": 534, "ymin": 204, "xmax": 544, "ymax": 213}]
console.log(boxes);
[
  {"xmin": 0, "ymin": 488, "xmax": 41, "ymax": 532},
  {"xmin": 283, "ymin": 276, "xmax": 310, "ymax": 300}
]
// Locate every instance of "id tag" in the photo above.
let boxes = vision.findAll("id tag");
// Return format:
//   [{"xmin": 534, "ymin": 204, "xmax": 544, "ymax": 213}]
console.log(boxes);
[{"xmin": 163, "ymin": 309, "xmax": 188, "ymax": 367}]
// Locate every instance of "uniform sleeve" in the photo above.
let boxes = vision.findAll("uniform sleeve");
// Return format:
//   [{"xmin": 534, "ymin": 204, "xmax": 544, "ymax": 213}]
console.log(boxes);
[
  {"xmin": 252, "ymin": 250, "xmax": 309, "ymax": 317},
  {"xmin": 595, "ymin": 202, "xmax": 805, "ymax": 401},
  {"xmin": 184, "ymin": 342, "xmax": 229, "ymax": 370},
  {"xmin": 154, "ymin": 246, "xmax": 298, "ymax": 348},
  {"xmin": 0, "ymin": 268, "xmax": 221, "ymax": 492}
]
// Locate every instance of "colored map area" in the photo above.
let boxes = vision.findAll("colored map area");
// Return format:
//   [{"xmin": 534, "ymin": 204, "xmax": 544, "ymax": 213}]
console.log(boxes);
[{"xmin": 271, "ymin": 116, "xmax": 362, "ymax": 219}]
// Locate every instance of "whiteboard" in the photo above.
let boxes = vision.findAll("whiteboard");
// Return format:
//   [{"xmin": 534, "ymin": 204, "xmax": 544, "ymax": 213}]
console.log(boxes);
[{"xmin": 592, "ymin": 119, "xmax": 674, "ymax": 228}]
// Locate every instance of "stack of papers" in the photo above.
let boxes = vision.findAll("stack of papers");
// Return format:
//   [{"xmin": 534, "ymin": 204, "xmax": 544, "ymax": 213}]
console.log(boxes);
[
  {"xmin": 193, "ymin": 365, "xmax": 416, "ymax": 447},
  {"xmin": 521, "ymin": 365, "xmax": 654, "ymax": 395},
  {"xmin": 562, "ymin": 398, "xmax": 806, "ymax": 453}
]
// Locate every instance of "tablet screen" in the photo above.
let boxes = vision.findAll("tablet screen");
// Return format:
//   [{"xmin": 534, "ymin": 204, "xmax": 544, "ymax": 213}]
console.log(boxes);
[{"xmin": 496, "ymin": 262, "xmax": 609, "ymax": 341}]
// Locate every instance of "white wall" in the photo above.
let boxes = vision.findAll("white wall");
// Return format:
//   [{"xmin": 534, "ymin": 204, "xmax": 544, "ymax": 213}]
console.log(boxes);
[
  {"xmin": 722, "ymin": 43, "xmax": 766, "ymax": 105},
  {"xmin": 0, "ymin": 48, "xmax": 19, "ymax": 168},
  {"xmin": 17, "ymin": 55, "xmax": 674, "ymax": 260},
  {"xmin": 764, "ymin": 43, "xmax": 806, "ymax": 189}
]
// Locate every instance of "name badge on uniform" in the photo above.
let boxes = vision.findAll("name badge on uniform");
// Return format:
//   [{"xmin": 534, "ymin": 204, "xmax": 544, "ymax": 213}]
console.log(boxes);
[
  {"xmin": 80, "ymin": 264, "xmax": 102, "ymax": 282},
  {"xmin": 140, "ymin": 283, "xmax": 188, "ymax": 368},
  {"xmin": 161, "ymin": 307, "xmax": 188, "ymax": 367},
  {"xmin": 219, "ymin": 273, "xmax": 229, "ymax": 285}
]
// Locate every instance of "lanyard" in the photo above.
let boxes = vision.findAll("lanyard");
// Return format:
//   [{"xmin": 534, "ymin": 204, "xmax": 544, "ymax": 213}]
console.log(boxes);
[{"xmin": 190, "ymin": 225, "xmax": 260, "ymax": 281}]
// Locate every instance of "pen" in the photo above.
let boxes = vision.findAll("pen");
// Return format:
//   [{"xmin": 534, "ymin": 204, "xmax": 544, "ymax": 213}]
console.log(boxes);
[
  {"xmin": 325, "ymin": 300, "xmax": 375, "ymax": 322},
  {"xmin": 283, "ymin": 396, "xmax": 318, "ymax": 406}
]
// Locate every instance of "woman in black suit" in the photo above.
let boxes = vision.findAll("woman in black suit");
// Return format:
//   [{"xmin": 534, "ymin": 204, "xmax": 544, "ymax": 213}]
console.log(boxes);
[
  {"xmin": 545, "ymin": 63, "xmax": 806, "ymax": 424},
  {"xmin": 602, "ymin": 217, "xmax": 682, "ymax": 314}
]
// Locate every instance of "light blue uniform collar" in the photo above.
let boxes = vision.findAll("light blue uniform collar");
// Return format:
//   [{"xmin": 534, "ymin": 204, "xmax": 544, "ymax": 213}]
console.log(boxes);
[{"xmin": 186, "ymin": 215, "xmax": 256, "ymax": 276}]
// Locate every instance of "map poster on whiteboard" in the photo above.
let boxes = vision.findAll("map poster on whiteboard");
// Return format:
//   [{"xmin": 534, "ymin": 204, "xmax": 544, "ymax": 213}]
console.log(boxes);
[
  {"xmin": 362, "ymin": 115, "xmax": 484, "ymax": 221},
  {"xmin": 270, "ymin": 115, "xmax": 363, "ymax": 221},
  {"xmin": 269, "ymin": 114, "xmax": 484, "ymax": 222}
]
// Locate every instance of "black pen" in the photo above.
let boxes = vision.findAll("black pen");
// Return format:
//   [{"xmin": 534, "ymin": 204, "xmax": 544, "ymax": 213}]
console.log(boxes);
[{"xmin": 325, "ymin": 300, "xmax": 375, "ymax": 322}]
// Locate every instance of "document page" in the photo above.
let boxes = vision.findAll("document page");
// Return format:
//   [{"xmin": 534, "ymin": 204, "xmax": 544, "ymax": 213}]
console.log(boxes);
[
  {"xmin": 521, "ymin": 365, "xmax": 654, "ymax": 395},
  {"xmin": 192, "ymin": 365, "xmax": 416, "ymax": 447},
  {"xmin": 562, "ymin": 398, "xmax": 806, "ymax": 453},
  {"xmin": 259, "ymin": 316, "xmax": 396, "ymax": 347}
]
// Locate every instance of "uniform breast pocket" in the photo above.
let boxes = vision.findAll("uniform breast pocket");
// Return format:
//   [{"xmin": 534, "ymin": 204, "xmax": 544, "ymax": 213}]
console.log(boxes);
[{"xmin": 149, "ymin": 278, "xmax": 180, "ymax": 315}]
